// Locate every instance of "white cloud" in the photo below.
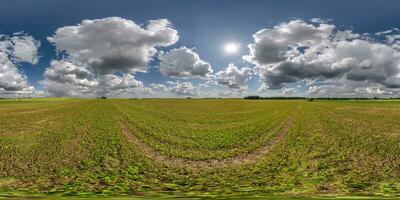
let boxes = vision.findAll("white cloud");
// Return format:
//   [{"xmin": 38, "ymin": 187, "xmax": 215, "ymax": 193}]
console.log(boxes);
[
  {"xmin": 48, "ymin": 17, "xmax": 178, "ymax": 75},
  {"xmin": 245, "ymin": 19, "xmax": 400, "ymax": 96},
  {"xmin": 310, "ymin": 18, "xmax": 330, "ymax": 24},
  {"xmin": 306, "ymin": 78, "xmax": 400, "ymax": 98},
  {"xmin": 282, "ymin": 87, "xmax": 297, "ymax": 95},
  {"xmin": 375, "ymin": 28, "xmax": 400, "ymax": 51},
  {"xmin": 214, "ymin": 63, "xmax": 251, "ymax": 91},
  {"xmin": 158, "ymin": 47, "xmax": 213, "ymax": 79},
  {"xmin": 43, "ymin": 60, "xmax": 97, "ymax": 87},
  {"xmin": 41, "ymin": 59, "xmax": 151, "ymax": 97},
  {"xmin": 42, "ymin": 17, "xmax": 178, "ymax": 97},
  {"xmin": 0, "ymin": 33, "xmax": 40, "ymax": 97},
  {"xmin": 149, "ymin": 83, "xmax": 168, "ymax": 92},
  {"xmin": 96, "ymin": 73, "xmax": 152, "ymax": 97},
  {"xmin": 10, "ymin": 33, "xmax": 40, "ymax": 64},
  {"xmin": 244, "ymin": 19, "xmax": 334, "ymax": 65},
  {"xmin": 151, "ymin": 81, "xmax": 199, "ymax": 96},
  {"xmin": 7, "ymin": 17, "xmax": 400, "ymax": 98},
  {"xmin": 100, "ymin": 74, "xmax": 142, "ymax": 90},
  {"xmin": 41, "ymin": 60, "xmax": 98, "ymax": 97}
]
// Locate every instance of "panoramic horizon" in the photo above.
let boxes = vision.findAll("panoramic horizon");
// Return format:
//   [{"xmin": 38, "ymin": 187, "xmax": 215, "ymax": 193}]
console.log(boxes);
[
  {"xmin": 1, "ymin": 1, "xmax": 400, "ymax": 199},
  {"xmin": 1, "ymin": 0, "xmax": 400, "ymax": 98}
]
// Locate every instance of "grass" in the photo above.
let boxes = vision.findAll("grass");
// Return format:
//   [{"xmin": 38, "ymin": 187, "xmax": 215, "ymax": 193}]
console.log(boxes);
[{"xmin": 0, "ymin": 99, "xmax": 399, "ymax": 199}]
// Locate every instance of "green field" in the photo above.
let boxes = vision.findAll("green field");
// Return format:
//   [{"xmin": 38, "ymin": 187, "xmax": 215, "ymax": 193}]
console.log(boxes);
[{"xmin": 0, "ymin": 99, "xmax": 399, "ymax": 199}]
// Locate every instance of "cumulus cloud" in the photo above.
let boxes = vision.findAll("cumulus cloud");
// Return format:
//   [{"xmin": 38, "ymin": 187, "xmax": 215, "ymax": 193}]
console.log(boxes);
[
  {"xmin": 168, "ymin": 81, "xmax": 198, "ymax": 96},
  {"xmin": 43, "ymin": 60, "xmax": 97, "ymax": 87},
  {"xmin": 41, "ymin": 59, "xmax": 151, "ymax": 97},
  {"xmin": 42, "ymin": 17, "xmax": 178, "ymax": 97},
  {"xmin": 158, "ymin": 47, "xmax": 213, "ymax": 79},
  {"xmin": 10, "ymin": 33, "xmax": 40, "ymax": 64},
  {"xmin": 96, "ymin": 74, "xmax": 152, "ymax": 97},
  {"xmin": 244, "ymin": 19, "xmax": 334, "ymax": 65},
  {"xmin": 375, "ymin": 28, "xmax": 400, "ymax": 51},
  {"xmin": 214, "ymin": 63, "xmax": 251, "ymax": 91},
  {"xmin": 48, "ymin": 17, "xmax": 178, "ymax": 75},
  {"xmin": 151, "ymin": 81, "xmax": 199, "ymax": 96},
  {"xmin": 0, "ymin": 33, "xmax": 40, "ymax": 97},
  {"xmin": 282, "ymin": 87, "xmax": 297, "ymax": 95},
  {"xmin": 307, "ymin": 78, "xmax": 400, "ymax": 98},
  {"xmin": 245, "ymin": 19, "xmax": 400, "ymax": 96},
  {"xmin": 41, "ymin": 60, "xmax": 98, "ymax": 96},
  {"xmin": 99, "ymin": 74, "xmax": 142, "ymax": 90}
]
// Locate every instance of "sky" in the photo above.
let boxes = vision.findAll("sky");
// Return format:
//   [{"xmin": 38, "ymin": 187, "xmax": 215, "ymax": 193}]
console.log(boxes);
[{"xmin": 1, "ymin": 0, "xmax": 400, "ymax": 98}]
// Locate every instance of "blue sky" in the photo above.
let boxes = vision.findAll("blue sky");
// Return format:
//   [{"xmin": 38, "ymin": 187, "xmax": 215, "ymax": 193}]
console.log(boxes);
[{"xmin": 1, "ymin": 0, "xmax": 400, "ymax": 97}]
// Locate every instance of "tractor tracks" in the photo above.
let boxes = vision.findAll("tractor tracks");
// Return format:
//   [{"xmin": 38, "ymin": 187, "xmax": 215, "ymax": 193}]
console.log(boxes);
[{"xmin": 118, "ymin": 106, "xmax": 301, "ymax": 169}]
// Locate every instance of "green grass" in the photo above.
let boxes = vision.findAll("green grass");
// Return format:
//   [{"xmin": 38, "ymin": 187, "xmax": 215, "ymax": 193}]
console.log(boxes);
[{"xmin": 0, "ymin": 99, "xmax": 399, "ymax": 199}]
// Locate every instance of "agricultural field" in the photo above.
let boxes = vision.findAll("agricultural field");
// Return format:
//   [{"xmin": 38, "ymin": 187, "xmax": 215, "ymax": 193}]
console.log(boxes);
[{"xmin": 0, "ymin": 98, "xmax": 399, "ymax": 199}]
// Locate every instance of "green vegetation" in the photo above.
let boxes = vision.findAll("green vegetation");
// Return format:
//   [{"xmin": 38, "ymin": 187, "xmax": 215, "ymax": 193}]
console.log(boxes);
[{"xmin": 0, "ymin": 99, "xmax": 399, "ymax": 199}]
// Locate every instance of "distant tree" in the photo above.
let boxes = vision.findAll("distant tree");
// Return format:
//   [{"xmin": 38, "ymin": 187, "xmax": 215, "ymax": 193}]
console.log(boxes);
[
  {"xmin": 307, "ymin": 98, "xmax": 314, "ymax": 102},
  {"xmin": 244, "ymin": 95, "xmax": 261, "ymax": 99},
  {"xmin": 101, "ymin": 96, "xmax": 107, "ymax": 99},
  {"xmin": 186, "ymin": 97, "xmax": 192, "ymax": 99}
]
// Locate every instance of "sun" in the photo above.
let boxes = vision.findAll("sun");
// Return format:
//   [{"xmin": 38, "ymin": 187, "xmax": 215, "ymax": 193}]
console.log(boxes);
[{"xmin": 223, "ymin": 43, "xmax": 239, "ymax": 54}]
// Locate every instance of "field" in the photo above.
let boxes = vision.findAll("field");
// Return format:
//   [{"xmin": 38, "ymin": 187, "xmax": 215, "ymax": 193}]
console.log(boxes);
[{"xmin": 0, "ymin": 99, "xmax": 399, "ymax": 199}]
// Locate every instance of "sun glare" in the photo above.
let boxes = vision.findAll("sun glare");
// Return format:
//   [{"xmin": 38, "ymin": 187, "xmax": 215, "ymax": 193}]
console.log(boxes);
[{"xmin": 223, "ymin": 43, "xmax": 239, "ymax": 54}]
